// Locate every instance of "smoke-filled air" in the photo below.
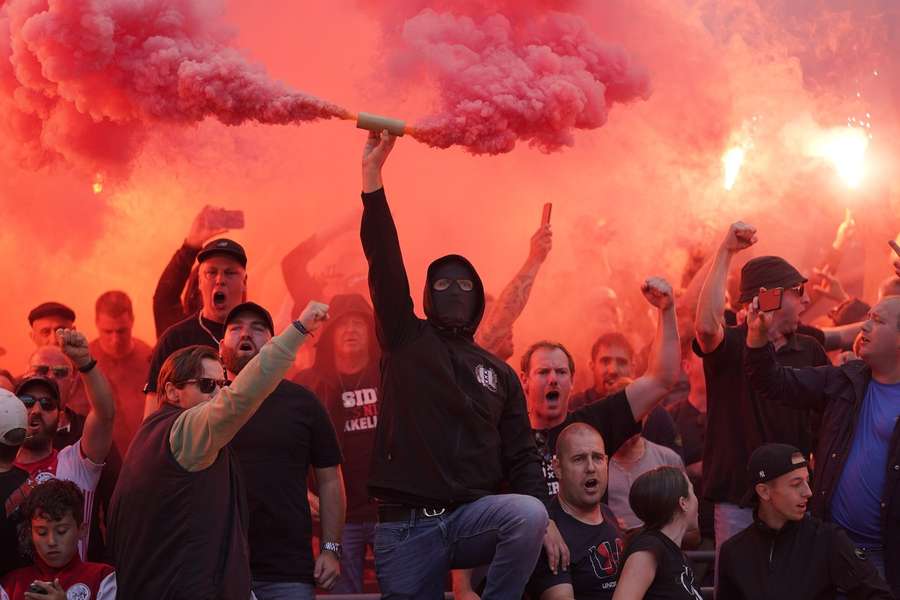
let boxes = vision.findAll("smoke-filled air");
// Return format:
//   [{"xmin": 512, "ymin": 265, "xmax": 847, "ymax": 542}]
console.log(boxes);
[{"xmin": 2, "ymin": 0, "xmax": 899, "ymax": 388}]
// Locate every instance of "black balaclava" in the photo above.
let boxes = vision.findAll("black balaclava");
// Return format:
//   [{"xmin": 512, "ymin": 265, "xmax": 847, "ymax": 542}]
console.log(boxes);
[{"xmin": 423, "ymin": 255, "xmax": 486, "ymax": 337}]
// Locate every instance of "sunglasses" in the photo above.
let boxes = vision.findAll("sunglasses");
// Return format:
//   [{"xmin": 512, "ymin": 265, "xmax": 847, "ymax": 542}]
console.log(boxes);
[
  {"xmin": 19, "ymin": 395, "xmax": 58, "ymax": 411},
  {"xmin": 433, "ymin": 278, "xmax": 474, "ymax": 292},
  {"xmin": 31, "ymin": 365, "xmax": 71, "ymax": 379},
  {"xmin": 174, "ymin": 378, "xmax": 230, "ymax": 394},
  {"xmin": 787, "ymin": 283, "xmax": 805, "ymax": 297}
]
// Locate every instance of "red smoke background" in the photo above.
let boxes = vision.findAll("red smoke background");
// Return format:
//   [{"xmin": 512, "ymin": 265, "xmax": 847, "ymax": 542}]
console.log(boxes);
[{"xmin": 2, "ymin": 0, "xmax": 899, "ymax": 386}]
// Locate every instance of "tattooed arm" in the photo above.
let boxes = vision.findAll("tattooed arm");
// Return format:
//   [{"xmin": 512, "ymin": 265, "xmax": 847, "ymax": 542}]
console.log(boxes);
[{"xmin": 477, "ymin": 224, "xmax": 552, "ymax": 360}]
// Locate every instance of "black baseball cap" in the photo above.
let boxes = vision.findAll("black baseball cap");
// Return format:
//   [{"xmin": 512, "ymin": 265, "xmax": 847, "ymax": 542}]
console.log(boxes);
[
  {"xmin": 28, "ymin": 302, "xmax": 76, "ymax": 326},
  {"xmin": 15, "ymin": 376, "xmax": 61, "ymax": 406},
  {"xmin": 197, "ymin": 238, "xmax": 248, "ymax": 268},
  {"xmin": 739, "ymin": 256, "xmax": 807, "ymax": 304},
  {"xmin": 740, "ymin": 443, "xmax": 809, "ymax": 507},
  {"xmin": 225, "ymin": 302, "xmax": 274, "ymax": 335}
]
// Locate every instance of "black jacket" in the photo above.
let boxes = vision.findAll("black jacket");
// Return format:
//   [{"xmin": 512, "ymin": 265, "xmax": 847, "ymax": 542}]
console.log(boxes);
[
  {"xmin": 361, "ymin": 187, "xmax": 546, "ymax": 507},
  {"xmin": 717, "ymin": 514, "xmax": 893, "ymax": 599},
  {"xmin": 745, "ymin": 344, "xmax": 900, "ymax": 596}
]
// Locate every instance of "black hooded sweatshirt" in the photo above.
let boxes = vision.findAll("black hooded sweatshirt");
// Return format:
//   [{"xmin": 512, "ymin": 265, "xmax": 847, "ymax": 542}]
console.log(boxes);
[{"xmin": 361, "ymin": 187, "xmax": 547, "ymax": 507}]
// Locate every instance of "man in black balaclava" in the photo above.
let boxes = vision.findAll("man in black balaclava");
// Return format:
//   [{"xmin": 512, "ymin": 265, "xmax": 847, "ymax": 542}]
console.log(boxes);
[{"xmin": 359, "ymin": 131, "xmax": 559, "ymax": 600}]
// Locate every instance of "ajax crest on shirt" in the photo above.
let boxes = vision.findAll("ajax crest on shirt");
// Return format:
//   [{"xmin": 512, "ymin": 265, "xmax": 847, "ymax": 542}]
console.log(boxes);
[{"xmin": 475, "ymin": 364, "xmax": 498, "ymax": 393}]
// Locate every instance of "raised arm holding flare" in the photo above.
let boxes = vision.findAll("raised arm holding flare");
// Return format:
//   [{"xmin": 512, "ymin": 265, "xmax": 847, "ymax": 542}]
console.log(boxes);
[{"xmin": 359, "ymin": 130, "xmax": 552, "ymax": 599}]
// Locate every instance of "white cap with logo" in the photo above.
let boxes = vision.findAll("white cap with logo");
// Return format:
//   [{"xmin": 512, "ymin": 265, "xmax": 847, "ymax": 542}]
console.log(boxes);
[{"xmin": 0, "ymin": 388, "xmax": 27, "ymax": 447}]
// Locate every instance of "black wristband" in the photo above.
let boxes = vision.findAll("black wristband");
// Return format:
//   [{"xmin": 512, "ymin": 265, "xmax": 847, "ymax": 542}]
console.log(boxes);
[
  {"xmin": 292, "ymin": 320, "xmax": 314, "ymax": 337},
  {"xmin": 78, "ymin": 358, "xmax": 98, "ymax": 374}
]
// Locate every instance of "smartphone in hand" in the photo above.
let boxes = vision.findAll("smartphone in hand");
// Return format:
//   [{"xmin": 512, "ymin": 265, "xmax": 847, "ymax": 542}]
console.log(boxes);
[
  {"xmin": 28, "ymin": 582, "xmax": 48, "ymax": 595},
  {"xmin": 207, "ymin": 209, "xmax": 245, "ymax": 230},
  {"xmin": 758, "ymin": 287, "xmax": 784, "ymax": 312},
  {"xmin": 541, "ymin": 203, "xmax": 552, "ymax": 226}
]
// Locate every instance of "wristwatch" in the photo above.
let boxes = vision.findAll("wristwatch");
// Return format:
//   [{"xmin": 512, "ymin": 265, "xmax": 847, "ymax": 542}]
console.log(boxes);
[{"xmin": 321, "ymin": 541, "xmax": 342, "ymax": 560}]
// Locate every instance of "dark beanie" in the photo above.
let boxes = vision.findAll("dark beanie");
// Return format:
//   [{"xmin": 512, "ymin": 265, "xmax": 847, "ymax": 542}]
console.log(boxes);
[{"xmin": 739, "ymin": 256, "xmax": 807, "ymax": 304}]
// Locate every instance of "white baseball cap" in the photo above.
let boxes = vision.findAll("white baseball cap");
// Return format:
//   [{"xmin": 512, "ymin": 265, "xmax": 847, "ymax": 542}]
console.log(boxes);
[{"xmin": 0, "ymin": 388, "xmax": 27, "ymax": 447}]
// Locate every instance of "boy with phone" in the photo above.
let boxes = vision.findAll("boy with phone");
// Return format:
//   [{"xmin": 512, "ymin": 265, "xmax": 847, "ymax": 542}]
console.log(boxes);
[{"xmin": 0, "ymin": 480, "xmax": 116, "ymax": 599}]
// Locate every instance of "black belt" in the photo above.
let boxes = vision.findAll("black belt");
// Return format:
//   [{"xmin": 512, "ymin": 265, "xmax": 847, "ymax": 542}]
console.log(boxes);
[{"xmin": 377, "ymin": 504, "xmax": 457, "ymax": 523}]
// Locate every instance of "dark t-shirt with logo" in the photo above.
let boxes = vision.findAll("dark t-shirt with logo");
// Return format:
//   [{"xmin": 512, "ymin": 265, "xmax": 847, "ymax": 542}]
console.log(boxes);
[
  {"xmin": 296, "ymin": 362, "xmax": 381, "ymax": 523},
  {"xmin": 527, "ymin": 497, "xmax": 624, "ymax": 599},
  {"xmin": 622, "ymin": 530, "xmax": 703, "ymax": 600},
  {"xmin": 533, "ymin": 390, "xmax": 640, "ymax": 497}
]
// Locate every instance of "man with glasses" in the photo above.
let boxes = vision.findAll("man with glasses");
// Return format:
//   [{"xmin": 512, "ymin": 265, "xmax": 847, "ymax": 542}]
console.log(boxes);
[
  {"xmin": 27, "ymin": 339, "xmax": 91, "ymax": 420},
  {"xmin": 14, "ymin": 329, "xmax": 116, "ymax": 560},
  {"xmin": 109, "ymin": 300, "xmax": 329, "ymax": 600},
  {"xmin": 223, "ymin": 302, "xmax": 345, "ymax": 600},
  {"xmin": 694, "ymin": 221, "xmax": 830, "ymax": 556},
  {"xmin": 360, "ymin": 131, "xmax": 553, "ymax": 599},
  {"xmin": 143, "ymin": 238, "xmax": 248, "ymax": 418}
]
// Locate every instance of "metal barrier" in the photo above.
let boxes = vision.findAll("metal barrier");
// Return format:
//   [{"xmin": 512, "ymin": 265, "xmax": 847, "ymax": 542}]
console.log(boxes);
[{"xmin": 317, "ymin": 551, "xmax": 718, "ymax": 599}]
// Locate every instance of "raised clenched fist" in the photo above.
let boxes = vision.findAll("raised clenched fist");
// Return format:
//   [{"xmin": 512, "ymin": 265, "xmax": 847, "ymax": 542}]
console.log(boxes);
[
  {"xmin": 298, "ymin": 301, "xmax": 330, "ymax": 333},
  {"xmin": 722, "ymin": 221, "xmax": 758, "ymax": 253},
  {"xmin": 55, "ymin": 329, "xmax": 91, "ymax": 370},
  {"xmin": 641, "ymin": 277, "xmax": 675, "ymax": 310}
]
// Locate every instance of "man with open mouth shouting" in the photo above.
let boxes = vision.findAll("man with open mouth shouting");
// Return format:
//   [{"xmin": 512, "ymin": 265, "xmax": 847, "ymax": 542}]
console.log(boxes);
[
  {"xmin": 526, "ymin": 422, "xmax": 625, "ymax": 600},
  {"xmin": 142, "ymin": 238, "xmax": 248, "ymax": 419}
]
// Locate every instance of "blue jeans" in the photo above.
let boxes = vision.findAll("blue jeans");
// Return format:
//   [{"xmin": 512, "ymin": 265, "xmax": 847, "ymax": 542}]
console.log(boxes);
[
  {"xmin": 332, "ymin": 521, "xmax": 377, "ymax": 594},
  {"xmin": 374, "ymin": 494, "xmax": 549, "ymax": 600},
  {"xmin": 251, "ymin": 580, "xmax": 314, "ymax": 600},
  {"xmin": 713, "ymin": 503, "xmax": 753, "ymax": 588}
]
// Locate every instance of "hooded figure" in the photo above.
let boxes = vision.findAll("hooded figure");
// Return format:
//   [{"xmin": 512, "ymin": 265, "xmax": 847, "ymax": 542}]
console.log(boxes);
[
  {"xmin": 296, "ymin": 293, "xmax": 382, "ymax": 524},
  {"xmin": 360, "ymin": 187, "xmax": 545, "ymax": 508}
]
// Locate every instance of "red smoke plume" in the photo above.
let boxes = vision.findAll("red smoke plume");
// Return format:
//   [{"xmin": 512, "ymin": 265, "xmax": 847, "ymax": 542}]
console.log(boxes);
[
  {"xmin": 389, "ymin": 7, "xmax": 651, "ymax": 153},
  {"xmin": 0, "ymin": 0, "xmax": 349, "ymax": 173}
]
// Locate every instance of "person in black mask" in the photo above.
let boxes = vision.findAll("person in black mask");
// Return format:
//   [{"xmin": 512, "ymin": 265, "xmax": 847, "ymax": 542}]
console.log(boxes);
[{"xmin": 359, "ymin": 130, "xmax": 559, "ymax": 600}]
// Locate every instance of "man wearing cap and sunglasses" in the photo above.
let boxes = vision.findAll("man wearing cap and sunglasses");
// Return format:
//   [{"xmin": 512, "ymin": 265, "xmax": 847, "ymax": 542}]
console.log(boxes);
[
  {"xmin": 13, "ymin": 329, "xmax": 116, "ymax": 562},
  {"xmin": 694, "ymin": 222, "xmax": 830, "ymax": 559},
  {"xmin": 143, "ymin": 237, "xmax": 249, "ymax": 419},
  {"xmin": 109, "ymin": 300, "xmax": 329, "ymax": 600},
  {"xmin": 716, "ymin": 443, "xmax": 892, "ymax": 599}
]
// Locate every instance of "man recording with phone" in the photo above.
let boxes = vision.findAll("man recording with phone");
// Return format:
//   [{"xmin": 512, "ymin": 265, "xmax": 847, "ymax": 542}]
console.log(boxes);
[
  {"xmin": 744, "ymin": 291, "xmax": 900, "ymax": 596},
  {"xmin": 694, "ymin": 222, "xmax": 830, "ymax": 560},
  {"xmin": 143, "ymin": 235, "xmax": 249, "ymax": 418}
]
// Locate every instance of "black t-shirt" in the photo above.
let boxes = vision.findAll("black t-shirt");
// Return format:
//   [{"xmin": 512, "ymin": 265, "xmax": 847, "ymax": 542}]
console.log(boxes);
[
  {"xmin": 666, "ymin": 400, "xmax": 714, "ymax": 538},
  {"xmin": 622, "ymin": 530, "xmax": 703, "ymax": 600},
  {"xmin": 527, "ymin": 498, "xmax": 624, "ymax": 599},
  {"xmin": 533, "ymin": 390, "xmax": 639, "ymax": 497},
  {"xmin": 295, "ymin": 362, "xmax": 381, "ymax": 523},
  {"xmin": 692, "ymin": 325, "xmax": 829, "ymax": 504},
  {"xmin": 144, "ymin": 312, "xmax": 224, "ymax": 393},
  {"xmin": 229, "ymin": 380, "xmax": 342, "ymax": 583},
  {"xmin": 0, "ymin": 467, "xmax": 28, "ymax": 575}
]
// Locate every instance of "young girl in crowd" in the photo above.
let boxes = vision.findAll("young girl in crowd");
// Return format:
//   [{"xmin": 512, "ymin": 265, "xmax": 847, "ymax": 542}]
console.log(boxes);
[{"xmin": 613, "ymin": 466, "xmax": 703, "ymax": 600}]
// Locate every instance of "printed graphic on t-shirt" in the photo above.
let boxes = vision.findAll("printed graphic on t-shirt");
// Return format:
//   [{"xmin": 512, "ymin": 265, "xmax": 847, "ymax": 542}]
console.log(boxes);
[
  {"xmin": 679, "ymin": 565, "xmax": 703, "ymax": 599},
  {"xmin": 540, "ymin": 454, "xmax": 559, "ymax": 496},
  {"xmin": 589, "ymin": 538, "xmax": 624, "ymax": 583},
  {"xmin": 341, "ymin": 387, "xmax": 379, "ymax": 433}
]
